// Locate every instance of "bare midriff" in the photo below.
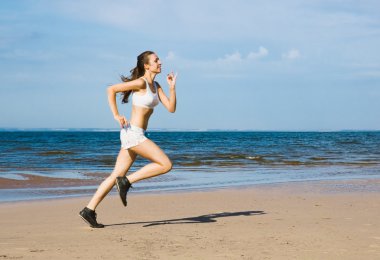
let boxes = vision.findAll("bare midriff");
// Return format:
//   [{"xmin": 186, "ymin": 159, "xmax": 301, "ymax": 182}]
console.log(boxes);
[{"xmin": 129, "ymin": 105, "xmax": 154, "ymax": 130}]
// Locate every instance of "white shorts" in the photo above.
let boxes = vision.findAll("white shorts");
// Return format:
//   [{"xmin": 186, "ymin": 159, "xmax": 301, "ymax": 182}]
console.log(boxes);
[{"xmin": 120, "ymin": 123, "xmax": 148, "ymax": 150}]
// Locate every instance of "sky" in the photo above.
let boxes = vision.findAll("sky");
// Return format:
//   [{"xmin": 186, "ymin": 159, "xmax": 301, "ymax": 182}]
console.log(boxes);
[{"xmin": 0, "ymin": 0, "xmax": 379, "ymax": 131}]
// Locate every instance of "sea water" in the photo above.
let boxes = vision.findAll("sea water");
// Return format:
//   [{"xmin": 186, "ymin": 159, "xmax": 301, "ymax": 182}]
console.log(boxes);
[{"xmin": 0, "ymin": 130, "xmax": 379, "ymax": 201}]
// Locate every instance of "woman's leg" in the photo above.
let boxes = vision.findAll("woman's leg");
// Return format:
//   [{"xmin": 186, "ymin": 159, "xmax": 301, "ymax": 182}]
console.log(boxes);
[
  {"xmin": 87, "ymin": 148, "xmax": 137, "ymax": 210},
  {"xmin": 127, "ymin": 139, "xmax": 173, "ymax": 183}
]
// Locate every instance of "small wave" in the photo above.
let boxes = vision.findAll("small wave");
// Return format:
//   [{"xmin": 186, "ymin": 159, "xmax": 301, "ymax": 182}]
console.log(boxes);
[
  {"xmin": 97, "ymin": 156, "xmax": 117, "ymax": 166},
  {"xmin": 282, "ymin": 160, "xmax": 302, "ymax": 166},
  {"xmin": 4, "ymin": 146, "xmax": 30, "ymax": 152},
  {"xmin": 39, "ymin": 150, "xmax": 75, "ymax": 156},
  {"xmin": 350, "ymin": 161, "xmax": 380, "ymax": 166},
  {"xmin": 177, "ymin": 160, "xmax": 247, "ymax": 167},
  {"xmin": 246, "ymin": 156, "xmax": 264, "ymax": 161},
  {"xmin": 310, "ymin": 157, "xmax": 328, "ymax": 161},
  {"xmin": 204, "ymin": 154, "xmax": 247, "ymax": 160},
  {"xmin": 0, "ymin": 173, "xmax": 28, "ymax": 181},
  {"xmin": 336, "ymin": 140, "xmax": 361, "ymax": 145},
  {"xmin": 71, "ymin": 156, "xmax": 117, "ymax": 167},
  {"xmin": 179, "ymin": 161, "xmax": 204, "ymax": 167}
]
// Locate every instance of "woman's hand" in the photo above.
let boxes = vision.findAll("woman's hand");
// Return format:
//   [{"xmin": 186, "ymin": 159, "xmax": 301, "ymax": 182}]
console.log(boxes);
[
  {"xmin": 166, "ymin": 71, "xmax": 178, "ymax": 89},
  {"xmin": 114, "ymin": 114, "xmax": 128, "ymax": 128}
]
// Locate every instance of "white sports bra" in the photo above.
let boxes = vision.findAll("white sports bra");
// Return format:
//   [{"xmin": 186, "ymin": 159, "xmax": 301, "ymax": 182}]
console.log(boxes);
[{"xmin": 132, "ymin": 77, "xmax": 159, "ymax": 109}]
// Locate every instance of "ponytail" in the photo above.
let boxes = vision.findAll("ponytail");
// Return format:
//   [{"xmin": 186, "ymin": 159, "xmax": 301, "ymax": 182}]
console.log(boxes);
[{"xmin": 120, "ymin": 51, "xmax": 155, "ymax": 103}]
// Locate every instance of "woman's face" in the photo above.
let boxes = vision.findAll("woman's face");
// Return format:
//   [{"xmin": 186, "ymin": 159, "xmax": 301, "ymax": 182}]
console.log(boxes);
[{"xmin": 146, "ymin": 53, "xmax": 162, "ymax": 74}]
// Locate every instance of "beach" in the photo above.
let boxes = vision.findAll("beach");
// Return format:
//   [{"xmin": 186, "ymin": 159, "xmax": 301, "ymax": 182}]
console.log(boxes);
[
  {"xmin": 2, "ymin": 0, "xmax": 380, "ymax": 258},
  {"xmin": 1, "ymin": 178, "xmax": 379, "ymax": 259}
]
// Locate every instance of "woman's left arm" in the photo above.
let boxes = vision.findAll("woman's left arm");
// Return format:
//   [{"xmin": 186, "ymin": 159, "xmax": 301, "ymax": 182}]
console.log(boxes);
[{"xmin": 157, "ymin": 72, "xmax": 177, "ymax": 113}]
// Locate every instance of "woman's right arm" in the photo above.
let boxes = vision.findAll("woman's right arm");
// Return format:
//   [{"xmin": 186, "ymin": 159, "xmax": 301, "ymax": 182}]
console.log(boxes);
[{"xmin": 107, "ymin": 78, "xmax": 145, "ymax": 128}]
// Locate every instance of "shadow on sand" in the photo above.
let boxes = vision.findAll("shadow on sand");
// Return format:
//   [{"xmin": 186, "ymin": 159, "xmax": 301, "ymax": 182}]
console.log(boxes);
[{"xmin": 106, "ymin": 210, "xmax": 265, "ymax": 227}]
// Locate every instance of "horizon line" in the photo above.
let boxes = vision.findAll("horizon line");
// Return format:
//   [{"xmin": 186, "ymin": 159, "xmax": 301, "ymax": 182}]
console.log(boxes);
[{"xmin": 0, "ymin": 127, "xmax": 379, "ymax": 132}]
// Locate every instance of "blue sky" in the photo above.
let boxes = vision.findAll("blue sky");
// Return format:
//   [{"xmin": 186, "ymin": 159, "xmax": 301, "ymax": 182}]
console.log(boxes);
[{"xmin": 1, "ymin": 0, "xmax": 379, "ymax": 130}]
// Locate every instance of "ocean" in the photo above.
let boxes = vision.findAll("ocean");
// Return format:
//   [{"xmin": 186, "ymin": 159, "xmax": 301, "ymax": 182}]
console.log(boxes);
[{"xmin": 1, "ymin": 130, "xmax": 379, "ymax": 202}]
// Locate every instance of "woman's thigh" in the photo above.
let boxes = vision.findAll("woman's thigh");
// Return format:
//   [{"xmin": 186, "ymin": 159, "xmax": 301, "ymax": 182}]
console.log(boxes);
[{"xmin": 129, "ymin": 139, "xmax": 171, "ymax": 165}]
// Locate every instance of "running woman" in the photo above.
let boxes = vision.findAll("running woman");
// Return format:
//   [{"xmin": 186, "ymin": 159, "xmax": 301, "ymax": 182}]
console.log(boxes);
[{"xmin": 79, "ymin": 51, "xmax": 177, "ymax": 228}]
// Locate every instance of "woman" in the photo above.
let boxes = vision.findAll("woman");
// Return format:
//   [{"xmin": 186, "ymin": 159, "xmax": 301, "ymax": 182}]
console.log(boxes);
[{"xmin": 79, "ymin": 51, "xmax": 177, "ymax": 228}]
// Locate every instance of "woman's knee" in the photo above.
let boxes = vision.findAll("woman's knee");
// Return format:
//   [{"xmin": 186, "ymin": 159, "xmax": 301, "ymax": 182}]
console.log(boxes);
[{"xmin": 160, "ymin": 158, "xmax": 173, "ymax": 173}]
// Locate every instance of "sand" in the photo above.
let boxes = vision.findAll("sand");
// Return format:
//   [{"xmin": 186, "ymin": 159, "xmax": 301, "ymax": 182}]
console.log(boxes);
[{"xmin": 1, "ymin": 179, "xmax": 380, "ymax": 259}]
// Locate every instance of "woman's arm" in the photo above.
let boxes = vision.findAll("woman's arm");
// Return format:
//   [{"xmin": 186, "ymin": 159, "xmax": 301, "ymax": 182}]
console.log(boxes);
[
  {"xmin": 107, "ymin": 78, "xmax": 145, "ymax": 127},
  {"xmin": 157, "ymin": 72, "xmax": 177, "ymax": 113}
]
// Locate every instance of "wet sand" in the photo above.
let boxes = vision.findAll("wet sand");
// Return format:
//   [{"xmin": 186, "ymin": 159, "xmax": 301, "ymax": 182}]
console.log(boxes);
[
  {"xmin": 0, "ymin": 172, "xmax": 106, "ymax": 189},
  {"xmin": 0, "ymin": 179, "xmax": 379, "ymax": 259}
]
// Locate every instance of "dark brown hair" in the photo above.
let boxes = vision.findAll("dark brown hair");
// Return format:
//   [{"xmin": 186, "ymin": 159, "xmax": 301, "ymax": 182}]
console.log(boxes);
[{"xmin": 120, "ymin": 50, "xmax": 155, "ymax": 103}]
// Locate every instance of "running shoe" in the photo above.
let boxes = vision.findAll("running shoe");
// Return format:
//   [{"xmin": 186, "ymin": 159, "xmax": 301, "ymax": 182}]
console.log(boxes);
[
  {"xmin": 116, "ymin": 176, "xmax": 132, "ymax": 207},
  {"xmin": 79, "ymin": 207, "xmax": 104, "ymax": 228}
]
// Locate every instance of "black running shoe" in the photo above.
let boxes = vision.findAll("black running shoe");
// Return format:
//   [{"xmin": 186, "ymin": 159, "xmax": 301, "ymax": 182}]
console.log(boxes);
[
  {"xmin": 116, "ymin": 176, "xmax": 132, "ymax": 207},
  {"xmin": 79, "ymin": 207, "xmax": 104, "ymax": 228}
]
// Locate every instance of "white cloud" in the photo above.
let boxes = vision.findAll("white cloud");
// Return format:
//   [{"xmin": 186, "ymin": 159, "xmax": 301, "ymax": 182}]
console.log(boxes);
[
  {"xmin": 217, "ymin": 52, "xmax": 242, "ymax": 63},
  {"xmin": 247, "ymin": 46, "xmax": 268, "ymax": 60},
  {"xmin": 282, "ymin": 49, "xmax": 301, "ymax": 60},
  {"xmin": 49, "ymin": 1, "xmax": 380, "ymax": 42},
  {"xmin": 165, "ymin": 51, "xmax": 176, "ymax": 60},
  {"xmin": 217, "ymin": 48, "xmax": 269, "ymax": 64}
]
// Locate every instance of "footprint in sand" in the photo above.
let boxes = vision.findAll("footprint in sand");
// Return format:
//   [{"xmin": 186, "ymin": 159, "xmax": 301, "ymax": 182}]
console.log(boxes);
[{"xmin": 30, "ymin": 249, "xmax": 44, "ymax": 253}]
